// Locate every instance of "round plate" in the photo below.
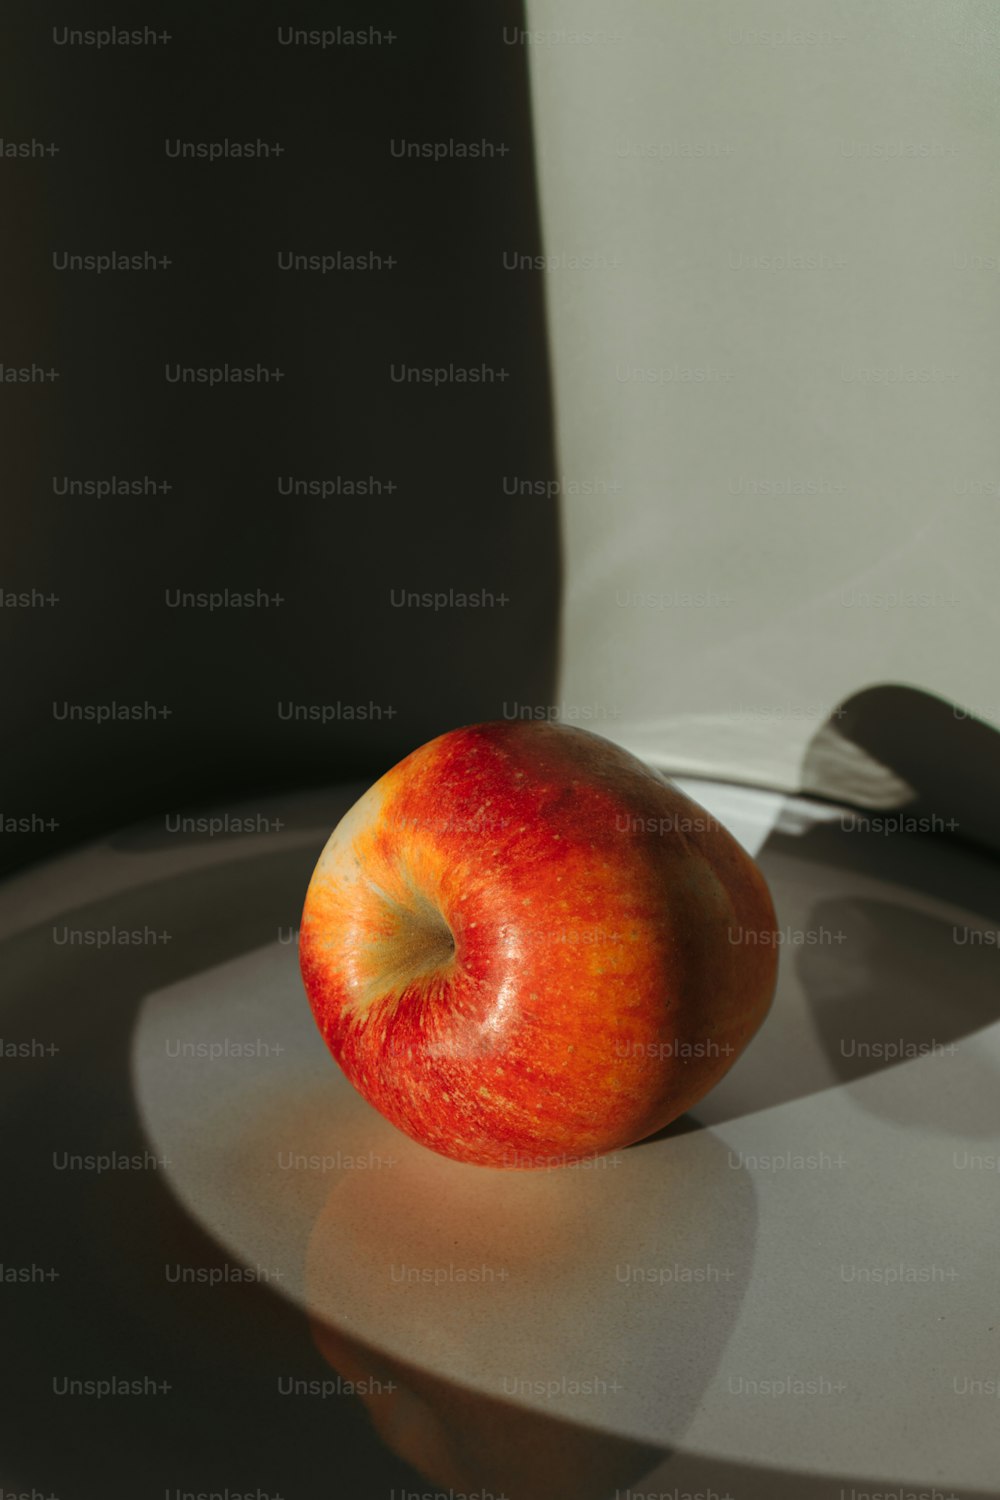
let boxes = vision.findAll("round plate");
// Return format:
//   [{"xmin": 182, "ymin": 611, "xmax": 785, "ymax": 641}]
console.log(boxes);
[{"xmin": 3, "ymin": 779, "xmax": 998, "ymax": 1497}]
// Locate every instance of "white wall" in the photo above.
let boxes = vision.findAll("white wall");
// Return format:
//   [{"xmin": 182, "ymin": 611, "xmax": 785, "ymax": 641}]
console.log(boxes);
[{"xmin": 524, "ymin": 0, "xmax": 1000, "ymax": 802}]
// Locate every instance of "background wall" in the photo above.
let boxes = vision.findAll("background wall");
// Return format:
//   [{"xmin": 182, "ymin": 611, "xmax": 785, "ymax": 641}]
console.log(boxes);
[
  {"xmin": 1, "ymin": 0, "xmax": 561, "ymax": 880},
  {"xmin": 525, "ymin": 0, "xmax": 1000, "ymax": 809}
]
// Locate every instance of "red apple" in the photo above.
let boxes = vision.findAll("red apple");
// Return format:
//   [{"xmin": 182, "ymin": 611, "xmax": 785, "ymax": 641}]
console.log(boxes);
[{"xmin": 299, "ymin": 721, "xmax": 778, "ymax": 1168}]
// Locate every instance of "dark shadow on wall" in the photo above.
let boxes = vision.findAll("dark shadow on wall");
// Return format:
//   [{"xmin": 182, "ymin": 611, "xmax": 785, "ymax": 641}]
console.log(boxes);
[
  {"xmin": 0, "ymin": 0, "xmax": 562, "ymax": 882},
  {"xmin": 801, "ymin": 682, "xmax": 1000, "ymax": 858}
]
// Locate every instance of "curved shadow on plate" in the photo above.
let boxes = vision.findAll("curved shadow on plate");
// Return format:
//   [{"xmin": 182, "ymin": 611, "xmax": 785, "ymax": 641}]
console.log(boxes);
[
  {"xmin": 663, "ymin": 688, "xmax": 1000, "ymax": 1137},
  {"xmin": 798, "ymin": 895, "xmax": 1000, "ymax": 1133},
  {"xmin": 667, "ymin": 842, "xmax": 1000, "ymax": 1138}
]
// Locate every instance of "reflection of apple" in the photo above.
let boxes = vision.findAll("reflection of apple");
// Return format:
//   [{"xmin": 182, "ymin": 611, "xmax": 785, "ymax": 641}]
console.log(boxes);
[
  {"xmin": 299, "ymin": 721, "xmax": 778, "ymax": 1167},
  {"xmin": 307, "ymin": 1315, "xmax": 665, "ymax": 1500}
]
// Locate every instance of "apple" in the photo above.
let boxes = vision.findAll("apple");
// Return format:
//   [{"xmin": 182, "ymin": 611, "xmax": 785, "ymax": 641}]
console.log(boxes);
[{"xmin": 299, "ymin": 721, "xmax": 778, "ymax": 1167}]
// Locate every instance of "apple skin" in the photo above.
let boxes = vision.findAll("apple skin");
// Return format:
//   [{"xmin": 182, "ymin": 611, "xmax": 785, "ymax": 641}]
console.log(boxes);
[{"xmin": 299, "ymin": 721, "xmax": 778, "ymax": 1168}]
